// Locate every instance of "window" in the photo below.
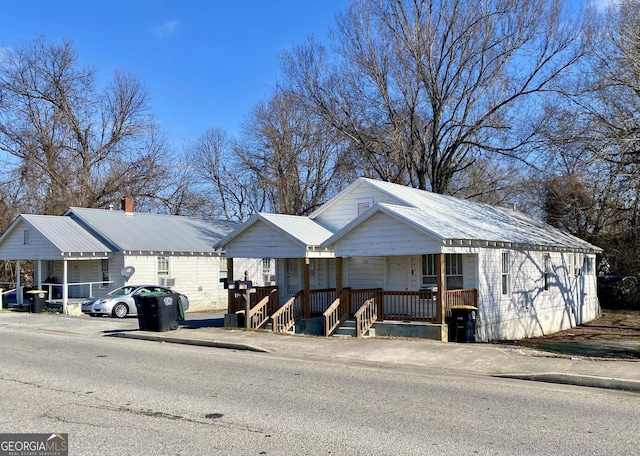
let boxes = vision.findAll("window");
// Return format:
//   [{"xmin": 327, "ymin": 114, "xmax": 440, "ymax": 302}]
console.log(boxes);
[
  {"xmin": 101, "ymin": 259, "xmax": 110, "ymax": 288},
  {"xmin": 157, "ymin": 256, "xmax": 169, "ymax": 275},
  {"xmin": 421, "ymin": 254, "xmax": 463, "ymax": 290},
  {"xmin": 501, "ymin": 252, "xmax": 510, "ymax": 295},
  {"xmin": 543, "ymin": 253, "xmax": 550, "ymax": 291},
  {"xmin": 23, "ymin": 229, "xmax": 30, "ymax": 245},
  {"xmin": 421, "ymin": 255, "xmax": 437, "ymax": 288},
  {"xmin": 583, "ymin": 256, "xmax": 594, "ymax": 275},
  {"xmin": 262, "ymin": 258, "xmax": 275, "ymax": 284},
  {"xmin": 219, "ymin": 256, "xmax": 228, "ymax": 280}
]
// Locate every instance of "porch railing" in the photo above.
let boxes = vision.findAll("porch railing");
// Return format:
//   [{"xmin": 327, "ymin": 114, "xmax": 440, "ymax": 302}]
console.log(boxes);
[
  {"xmin": 271, "ymin": 291, "xmax": 303, "ymax": 333},
  {"xmin": 310, "ymin": 288, "xmax": 337, "ymax": 316},
  {"xmin": 248, "ymin": 289, "xmax": 279, "ymax": 329},
  {"xmin": 231, "ymin": 286, "xmax": 279, "ymax": 314},
  {"xmin": 323, "ymin": 291, "xmax": 350, "ymax": 336},
  {"xmin": 379, "ymin": 290, "xmax": 437, "ymax": 322},
  {"xmin": 444, "ymin": 289, "xmax": 478, "ymax": 317},
  {"xmin": 354, "ymin": 297, "xmax": 377, "ymax": 337}
]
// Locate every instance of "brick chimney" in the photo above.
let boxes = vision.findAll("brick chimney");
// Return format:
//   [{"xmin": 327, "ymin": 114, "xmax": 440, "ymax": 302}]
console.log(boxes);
[{"xmin": 121, "ymin": 197, "xmax": 134, "ymax": 213}]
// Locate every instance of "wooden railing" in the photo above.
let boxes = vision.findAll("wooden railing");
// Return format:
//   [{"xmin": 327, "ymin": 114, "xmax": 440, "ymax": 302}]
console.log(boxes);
[
  {"xmin": 248, "ymin": 289, "xmax": 279, "ymax": 329},
  {"xmin": 230, "ymin": 286, "xmax": 278, "ymax": 314},
  {"xmin": 354, "ymin": 297, "xmax": 377, "ymax": 338},
  {"xmin": 323, "ymin": 291, "xmax": 350, "ymax": 336},
  {"xmin": 380, "ymin": 290, "xmax": 437, "ymax": 322},
  {"xmin": 348, "ymin": 288, "xmax": 383, "ymax": 314},
  {"xmin": 309, "ymin": 288, "xmax": 337, "ymax": 316},
  {"xmin": 444, "ymin": 289, "xmax": 478, "ymax": 317},
  {"xmin": 271, "ymin": 291, "xmax": 303, "ymax": 333}
]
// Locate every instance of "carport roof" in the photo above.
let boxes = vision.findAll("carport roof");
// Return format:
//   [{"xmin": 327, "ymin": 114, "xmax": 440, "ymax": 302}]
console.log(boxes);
[{"xmin": 10, "ymin": 215, "xmax": 112, "ymax": 254}]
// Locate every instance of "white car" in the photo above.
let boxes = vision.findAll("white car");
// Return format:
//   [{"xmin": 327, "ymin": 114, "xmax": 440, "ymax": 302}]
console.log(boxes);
[{"xmin": 81, "ymin": 285, "xmax": 189, "ymax": 318}]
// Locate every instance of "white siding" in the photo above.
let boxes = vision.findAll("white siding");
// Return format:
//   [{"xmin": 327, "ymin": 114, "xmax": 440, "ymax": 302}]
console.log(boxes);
[
  {"xmin": 0, "ymin": 220, "xmax": 61, "ymax": 260},
  {"xmin": 476, "ymin": 249, "xmax": 600, "ymax": 341},
  {"xmin": 225, "ymin": 221, "xmax": 306, "ymax": 258},
  {"xmin": 333, "ymin": 212, "xmax": 442, "ymax": 257},
  {"xmin": 314, "ymin": 184, "xmax": 406, "ymax": 231},
  {"xmin": 346, "ymin": 256, "xmax": 386, "ymax": 289}
]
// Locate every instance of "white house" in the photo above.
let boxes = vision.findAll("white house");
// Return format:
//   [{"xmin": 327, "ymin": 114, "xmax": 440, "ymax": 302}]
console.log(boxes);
[
  {"xmin": 0, "ymin": 198, "xmax": 268, "ymax": 313},
  {"xmin": 218, "ymin": 178, "xmax": 602, "ymax": 341}
]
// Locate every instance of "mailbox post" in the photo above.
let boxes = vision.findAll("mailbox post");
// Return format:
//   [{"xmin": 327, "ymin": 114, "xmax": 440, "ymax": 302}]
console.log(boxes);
[{"xmin": 234, "ymin": 280, "xmax": 254, "ymax": 329}]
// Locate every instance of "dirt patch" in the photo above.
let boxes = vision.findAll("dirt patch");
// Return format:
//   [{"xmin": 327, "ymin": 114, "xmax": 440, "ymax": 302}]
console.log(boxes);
[{"xmin": 499, "ymin": 310, "xmax": 640, "ymax": 360}]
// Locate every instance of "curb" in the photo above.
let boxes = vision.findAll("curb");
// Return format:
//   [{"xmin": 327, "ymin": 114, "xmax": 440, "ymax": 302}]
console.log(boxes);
[
  {"xmin": 494, "ymin": 373, "xmax": 640, "ymax": 393},
  {"xmin": 108, "ymin": 332, "xmax": 271, "ymax": 353}
]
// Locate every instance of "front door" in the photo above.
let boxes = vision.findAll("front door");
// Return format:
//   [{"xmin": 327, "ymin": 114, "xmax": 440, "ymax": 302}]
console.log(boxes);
[{"xmin": 387, "ymin": 256, "xmax": 409, "ymax": 291}]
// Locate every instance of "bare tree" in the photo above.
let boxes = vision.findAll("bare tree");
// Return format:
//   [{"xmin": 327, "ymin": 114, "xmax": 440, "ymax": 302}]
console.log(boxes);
[
  {"xmin": 186, "ymin": 128, "xmax": 265, "ymax": 221},
  {"xmin": 0, "ymin": 38, "xmax": 172, "ymax": 214},
  {"xmin": 239, "ymin": 89, "xmax": 354, "ymax": 215},
  {"xmin": 281, "ymin": 0, "xmax": 588, "ymax": 194}
]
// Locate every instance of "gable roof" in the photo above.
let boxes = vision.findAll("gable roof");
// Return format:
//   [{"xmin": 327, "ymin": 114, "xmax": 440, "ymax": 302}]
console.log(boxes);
[
  {"xmin": 66, "ymin": 207, "xmax": 239, "ymax": 253},
  {"xmin": 315, "ymin": 178, "xmax": 600, "ymax": 252},
  {"xmin": 323, "ymin": 203, "xmax": 600, "ymax": 252},
  {"xmin": 216, "ymin": 212, "xmax": 334, "ymax": 250},
  {"xmin": 0, "ymin": 215, "xmax": 112, "ymax": 255}
]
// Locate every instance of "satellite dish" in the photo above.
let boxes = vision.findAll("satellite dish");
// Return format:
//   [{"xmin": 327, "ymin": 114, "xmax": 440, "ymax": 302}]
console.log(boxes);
[{"xmin": 121, "ymin": 266, "xmax": 136, "ymax": 281}]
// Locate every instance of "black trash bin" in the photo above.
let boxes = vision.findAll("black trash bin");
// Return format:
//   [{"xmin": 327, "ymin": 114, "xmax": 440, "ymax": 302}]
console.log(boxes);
[
  {"xmin": 447, "ymin": 305, "xmax": 477, "ymax": 343},
  {"xmin": 134, "ymin": 295, "xmax": 154, "ymax": 331},
  {"xmin": 26, "ymin": 290, "xmax": 47, "ymax": 313},
  {"xmin": 136, "ymin": 293, "xmax": 180, "ymax": 332}
]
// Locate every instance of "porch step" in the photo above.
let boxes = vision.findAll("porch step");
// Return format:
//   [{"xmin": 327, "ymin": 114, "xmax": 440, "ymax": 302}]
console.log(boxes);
[{"xmin": 331, "ymin": 319, "xmax": 375, "ymax": 338}]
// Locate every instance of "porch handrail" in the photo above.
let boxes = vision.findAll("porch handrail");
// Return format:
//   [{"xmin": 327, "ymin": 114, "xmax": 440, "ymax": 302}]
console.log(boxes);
[
  {"xmin": 354, "ymin": 297, "xmax": 377, "ymax": 338},
  {"xmin": 444, "ymin": 289, "xmax": 478, "ymax": 316},
  {"xmin": 271, "ymin": 290, "xmax": 303, "ymax": 333},
  {"xmin": 248, "ymin": 289, "xmax": 278, "ymax": 329},
  {"xmin": 323, "ymin": 290, "xmax": 350, "ymax": 336}
]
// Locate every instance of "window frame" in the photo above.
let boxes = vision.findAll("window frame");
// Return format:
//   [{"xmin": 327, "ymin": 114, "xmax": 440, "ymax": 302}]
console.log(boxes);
[{"xmin": 501, "ymin": 252, "xmax": 510, "ymax": 296}]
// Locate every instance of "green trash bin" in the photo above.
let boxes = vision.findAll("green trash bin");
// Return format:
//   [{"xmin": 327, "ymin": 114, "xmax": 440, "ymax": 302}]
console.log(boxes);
[{"xmin": 26, "ymin": 290, "xmax": 48, "ymax": 313}]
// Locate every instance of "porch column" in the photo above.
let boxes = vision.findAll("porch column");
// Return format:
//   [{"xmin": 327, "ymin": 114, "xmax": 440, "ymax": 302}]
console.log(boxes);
[
  {"xmin": 302, "ymin": 258, "xmax": 310, "ymax": 318},
  {"xmin": 36, "ymin": 260, "xmax": 42, "ymax": 290},
  {"xmin": 436, "ymin": 253, "xmax": 445, "ymax": 324},
  {"xmin": 62, "ymin": 258, "xmax": 68, "ymax": 314},
  {"xmin": 16, "ymin": 260, "xmax": 22, "ymax": 306},
  {"xmin": 335, "ymin": 257, "xmax": 343, "ymax": 296},
  {"xmin": 227, "ymin": 257, "xmax": 234, "ymax": 314}
]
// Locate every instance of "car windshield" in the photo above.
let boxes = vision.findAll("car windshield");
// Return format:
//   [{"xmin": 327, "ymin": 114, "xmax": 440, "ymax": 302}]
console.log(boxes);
[{"xmin": 107, "ymin": 287, "xmax": 134, "ymax": 296}]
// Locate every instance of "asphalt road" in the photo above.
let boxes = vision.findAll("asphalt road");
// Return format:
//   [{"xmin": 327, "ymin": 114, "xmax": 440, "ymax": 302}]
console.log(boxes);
[{"xmin": 1, "ymin": 320, "xmax": 639, "ymax": 455}]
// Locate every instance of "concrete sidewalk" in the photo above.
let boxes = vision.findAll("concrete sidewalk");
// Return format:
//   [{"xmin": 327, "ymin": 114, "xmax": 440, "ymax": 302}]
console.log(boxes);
[
  {"xmin": 2, "ymin": 311, "xmax": 640, "ymax": 393},
  {"xmin": 124, "ymin": 316, "xmax": 640, "ymax": 393}
]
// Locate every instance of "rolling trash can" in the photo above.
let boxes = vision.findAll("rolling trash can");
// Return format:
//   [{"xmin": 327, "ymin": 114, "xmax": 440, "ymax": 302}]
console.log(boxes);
[
  {"xmin": 26, "ymin": 290, "xmax": 47, "ymax": 313},
  {"xmin": 137, "ymin": 293, "xmax": 180, "ymax": 332},
  {"xmin": 447, "ymin": 305, "xmax": 477, "ymax": 343},
  {"xmin": 134, "ymin": 296, "xmax": 154, "ymax": 331}
]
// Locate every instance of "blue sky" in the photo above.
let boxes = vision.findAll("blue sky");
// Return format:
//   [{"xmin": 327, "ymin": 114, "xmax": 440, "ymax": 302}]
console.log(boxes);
[{"xmin": 0, "ymin": 1, "xmax": 348, "ymax": 146}]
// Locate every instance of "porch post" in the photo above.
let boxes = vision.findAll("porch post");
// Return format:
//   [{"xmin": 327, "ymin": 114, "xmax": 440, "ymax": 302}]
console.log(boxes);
[
  {"xmin": 227, "ymin": 257, "xmax": 234, "ymax": 314},
  {"xmin": 302, "ymin": 258, "xmax": 310, "ymax": 318},
  {"xmin": 36, "ymin": 260, "xmax": 42, "ymax": 290},
  {"xmin": 62, "ymin": 258, "xmax": 68, "ymax": 314},
  {"xmin": 436, "ymin": 253, "xmax": 445, "ymax": 324},
  {"xmin": 335, "ymin": 257, "xmax": 343, "ymax": 296},
  {"xmin": 16, "ymin": 260, "xmax": 22, "ymax": 307}
]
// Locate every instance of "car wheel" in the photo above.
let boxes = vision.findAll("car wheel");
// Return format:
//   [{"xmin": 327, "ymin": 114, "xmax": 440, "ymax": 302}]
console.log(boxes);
[{"xmin": 112, "ymin": 303, "xmax": 129, "ymax": 318}]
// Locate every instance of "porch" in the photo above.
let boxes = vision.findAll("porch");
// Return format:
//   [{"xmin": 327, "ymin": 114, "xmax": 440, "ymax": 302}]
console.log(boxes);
[{"xmin": 227, "ymin": 286, "xmax": 478, "ymax": 340}]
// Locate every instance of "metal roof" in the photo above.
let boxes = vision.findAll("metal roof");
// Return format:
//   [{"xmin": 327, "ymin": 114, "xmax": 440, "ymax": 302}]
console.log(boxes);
[
  {"xmin": 21, "ymin": 215, "xmax": 112, "ymax": 254},
  {"xmin": 216, "ymin": 212, "xmax": 333, "ymax": 249},
  {"xmin": 66, "ymin": 207, "xmax": 239, "ymax": 253},
  {"xmin": 319, "ymin": 178, "xmax": 601, "ymax": 252}
]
